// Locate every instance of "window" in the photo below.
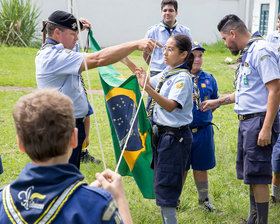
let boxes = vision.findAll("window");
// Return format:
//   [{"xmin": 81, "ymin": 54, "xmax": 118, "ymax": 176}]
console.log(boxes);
[{"xmin": 259, "ymin": 4, "xmax": 270, "ymax": 36}]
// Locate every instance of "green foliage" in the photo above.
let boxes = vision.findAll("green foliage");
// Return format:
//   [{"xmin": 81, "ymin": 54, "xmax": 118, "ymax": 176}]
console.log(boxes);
[
  {"xmin": 202, "ymin": 40, "xmax": 230, "ymax": 54},
  {"xmin": 0, "ymin": 0, "xmax": 40, "ymax": 47}
]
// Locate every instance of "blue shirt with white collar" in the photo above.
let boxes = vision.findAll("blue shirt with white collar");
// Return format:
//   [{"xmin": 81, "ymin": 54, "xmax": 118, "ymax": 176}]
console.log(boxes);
[
  {"xmin": 150, "ymin": 64, "xmax": 193, "ymax": 127},
  {"xmin": 190, "ymin": 70, "xmax": 218, "ymax": 127},
  {"xmin": 234, "ymin": 37, "xmax": 280, "ymax": 115},
  {"xmin": 35, "ymin": 38, "xmax": 88, "ymax": 118},
  {"xmin": 145, "ymin": 23, "xmax": 192, "ymax": 72}
]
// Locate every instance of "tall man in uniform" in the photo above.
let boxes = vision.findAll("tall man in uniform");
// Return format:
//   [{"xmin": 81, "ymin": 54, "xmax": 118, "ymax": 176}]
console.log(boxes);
[
  {"xmin": 143, "ymin": 0, "xmax": 192, "ymax": 109},
  {"xmin": 202, "ymin": 14, "xmax": 280, "ymax": 224},
  {"xmin": 35, "ymin": 10, "xmax": 161, "ymax": 169},
  {"xmin": 266, "ymin": 13, "xmax": 280, "ymax": 204}
]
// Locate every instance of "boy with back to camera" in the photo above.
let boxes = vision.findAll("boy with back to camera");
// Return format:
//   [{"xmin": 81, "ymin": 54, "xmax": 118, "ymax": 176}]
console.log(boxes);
[{"xmin": 0, "ymin": 89, "xmax": 132, "ymax": 224}]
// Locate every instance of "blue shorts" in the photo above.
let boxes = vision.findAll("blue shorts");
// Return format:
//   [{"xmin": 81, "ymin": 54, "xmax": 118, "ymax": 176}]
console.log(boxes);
[
  {"xmin": 272, "ymin": 112, "xmax": 280, "ymax": 173},
  {"xmin": 153, "ymin": 127, "xmax": 192, "ymax": 207},
  {"xmin": 69, "ymin": 118, "xmax": 86, "ymax": 169},
  {"xmin": 186, "ymin": 125, "xmax": 216, "ymax": 171},
  {"xmin": 86, "ymin": 100, "xmax": 93, "ymax": 116},
  {"xmin": 236, "ymin": 115, "xmax": 279, "ymax": 185}
]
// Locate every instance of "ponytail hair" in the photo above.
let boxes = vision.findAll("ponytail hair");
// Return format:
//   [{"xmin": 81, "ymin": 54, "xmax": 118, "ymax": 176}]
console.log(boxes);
[{"xmin": 171, "ymin": 34, "xmax": 193, "ymax": 70}]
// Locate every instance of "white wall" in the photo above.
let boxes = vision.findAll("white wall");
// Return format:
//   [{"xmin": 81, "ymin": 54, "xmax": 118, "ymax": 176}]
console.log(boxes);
[
  {"xmin": 32, "ymin": 0, "xmax": 246, "ymax": 46},
  {"xmin": 252, "ymin": 0, "xmax": 279, "ymax": 34}
]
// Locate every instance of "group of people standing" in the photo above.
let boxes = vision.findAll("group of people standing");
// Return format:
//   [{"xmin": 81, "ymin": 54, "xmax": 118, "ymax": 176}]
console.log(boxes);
[{"xmin": 1, "ymin": 0, "xmax": 280, "ymax": 223}]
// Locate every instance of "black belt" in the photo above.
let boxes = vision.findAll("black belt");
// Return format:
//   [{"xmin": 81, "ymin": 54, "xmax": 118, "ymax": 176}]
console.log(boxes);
[
  {"xmin": 191, "ymin": 126, "xmax": 204, "ymax": 133},
  {"xmin": 190, "ymin": 122, "xmax": 218, "ymax": 133},
  {"xmin": 76, "ymin": 117, "xmax": 85, "ymax": 123},
  {"xmin": 237, "ymin": 112, "xmax": 266, "ymax": 121},
  {"xmin": 157, "ymin": 124, "xmax": 189, "ymax": 133}
]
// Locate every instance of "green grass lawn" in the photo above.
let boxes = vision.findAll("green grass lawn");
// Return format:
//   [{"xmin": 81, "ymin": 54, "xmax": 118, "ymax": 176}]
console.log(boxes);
[{"xmin": 0, "ymin": 44, "xmax": 279, "ymax": 223}]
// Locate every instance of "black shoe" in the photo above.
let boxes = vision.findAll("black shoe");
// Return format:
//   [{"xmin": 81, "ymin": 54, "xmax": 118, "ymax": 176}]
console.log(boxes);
[
  {"xmin": 176, "ymin": 199, "xmax": 181, "ymax": 211},
  {"xmin": 80, "ymin": 149, "xmax": 101, "ymax": 164},
  {"xmin": 199, "ymin": 198, "xmax": 218, "ymax": 212},
  {"xmin": 238, "ymin": 219, "xmax": 248, "ymax": 224}
]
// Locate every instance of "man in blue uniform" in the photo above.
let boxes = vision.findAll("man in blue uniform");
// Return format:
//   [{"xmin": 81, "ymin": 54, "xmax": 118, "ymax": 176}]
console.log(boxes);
[
  {"xmin": 266, "ymin": 13, "xmax": 280, "ymax": 205},
  {"xmin": 0, "ymin": 89, "xmax": 132, "ymax": 223},
  {"xmin": 202, "ymin": 15, "xmax": 280, "ymax": 224},
  {"xmin": 35, "ymin": 10, "xmax": 161, "ymax": 169},
  {"xmin": 143, "ymin": 0, "xmax": 192, "ymax": 109},
  {"xmin": 184, "ymin": 42, "xmax": 219, "ymax": 212}
]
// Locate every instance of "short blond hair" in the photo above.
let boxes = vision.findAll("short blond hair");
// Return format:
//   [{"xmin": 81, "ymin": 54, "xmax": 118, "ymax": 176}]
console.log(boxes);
[{"xmin": 13, "ymin": 89, "xmax": 75, "ymax": 162}]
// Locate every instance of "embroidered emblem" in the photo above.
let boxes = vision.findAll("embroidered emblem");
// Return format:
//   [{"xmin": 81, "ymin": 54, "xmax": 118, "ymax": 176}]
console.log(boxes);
[
  {"xmin": 18, "ymin": 186, "xmax": 46, "ymax": 210},
  {"xmin": 201, "ymin": 83, "xmax": 206, "ymax": 88},
  {"xmin": 102, "ymin": 200, "xmax": 118, "ymax": 221},
  {"xmin": 205, "ymin": 79, "xmax": 210, "ymax": 85},
  {"xmin": 260, "ymin": 55, "xmax": 271, "ymax": 61},
  {"xmin": 72, "ymin": 22, "xmax": 77, "ymax": 30},
  {"xmin": 193, "ymin": 41, "xmax": 199, "ymax": 45},
  {"xmin": 176, "ymin": 82, "xmax": 184, "ymax": 88},
  {"xmin": 167, "ymin": 80, "xmax": 172, "ymax": 86}
]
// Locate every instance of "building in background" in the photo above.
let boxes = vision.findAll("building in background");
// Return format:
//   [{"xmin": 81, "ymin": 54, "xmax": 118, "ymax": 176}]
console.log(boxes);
[
  {"xmin": 31, "ymin": 0, "xmax": 279, "ymax": 47},
  {"xmin": 252, "ymin": 0, "xmax": 280, "ymax": 36}
]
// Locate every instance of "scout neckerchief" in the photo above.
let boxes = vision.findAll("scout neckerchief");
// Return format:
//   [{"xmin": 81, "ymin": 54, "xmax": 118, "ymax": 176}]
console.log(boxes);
[
  {"xmin": 147, "ymin": 63, "xmax": 191, "ymax": 119},
  {"xmin": 233, "ymin": 32, "xmax": 264, "ymax": 89},
  {"xmin": 3, "ymin": 181, "xmax": 83, "ymax": 224},
  {"xmin": 41, "ymin": 37, "xmax": 88, "ymax": 96},
  {"xmin": 160, "ymin": 20, "xmax": 177, "ymax": 36},
  {"xmin": 192, "ymin": 72, "xmax": 201, "ymax": 110},
  {"xmin": 2, "ymin": 163, "xmax": 84, "ymax": 224}
]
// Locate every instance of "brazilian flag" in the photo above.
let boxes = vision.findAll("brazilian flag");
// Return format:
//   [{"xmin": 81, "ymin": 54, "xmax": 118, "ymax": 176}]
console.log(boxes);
[{"xmin": 89, "ymin": 30, "xmax": 155, "ymax": 199}]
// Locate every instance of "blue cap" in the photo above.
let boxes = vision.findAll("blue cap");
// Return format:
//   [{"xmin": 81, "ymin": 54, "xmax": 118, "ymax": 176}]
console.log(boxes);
[{"xmin": 192, "ymin": 41, "xmax": 205, "ymax": 52}]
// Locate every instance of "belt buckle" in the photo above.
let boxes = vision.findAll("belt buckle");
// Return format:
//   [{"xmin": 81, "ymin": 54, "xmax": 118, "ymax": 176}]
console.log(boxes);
[
  {"xmin": 238, "ymin": 115, "xmax": 245, "ymax": 121},
  {"xmin": 192, "ymin": 128, "xmax": 198, "ymax": 133}
]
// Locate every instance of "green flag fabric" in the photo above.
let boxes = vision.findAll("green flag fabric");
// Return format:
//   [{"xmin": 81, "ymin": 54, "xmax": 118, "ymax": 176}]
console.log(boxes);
[{"xmin": 88, "ymin": 29, "xmax": 155, "ymax": 199}]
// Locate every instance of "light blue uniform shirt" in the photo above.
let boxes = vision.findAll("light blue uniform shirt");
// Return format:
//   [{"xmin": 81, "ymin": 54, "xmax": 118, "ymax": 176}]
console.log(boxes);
[
  {"xmin": 235, "ymin": 40, "xmax": 280, "ymax": 115},
  {"xmin": 150, "ymin": 66, "xmax": 193, "ymax": 127},
  {"xmin": 266, "ymin": 30, "xmax": 280, "ymax": 50},
  {"xmin": 35, "ymin": 42, "xmax": 88, "ymax": 118},
  {"xmin": 145, "ymin": 23, "xmax": 191, "ymax": 72}
]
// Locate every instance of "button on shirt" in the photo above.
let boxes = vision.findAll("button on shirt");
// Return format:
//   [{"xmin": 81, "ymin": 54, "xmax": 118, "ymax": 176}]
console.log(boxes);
[
  {"xmin": 35, "ymin": 42, "xmax": 88, "ymax": 118},
  {"xmin": 145, "ymin": 24, "xmax": 192, "ymax": 72},
  {"xmin": 150, "ymin": 66, "xmax": 193, "ymax": 127},
  {"xmin": 190, "ymin": 70, "xmax": 218, "ymax": 127},
  {"xmin": 234, "ymin": 40, "xmax": 280, "ymax": 115}
]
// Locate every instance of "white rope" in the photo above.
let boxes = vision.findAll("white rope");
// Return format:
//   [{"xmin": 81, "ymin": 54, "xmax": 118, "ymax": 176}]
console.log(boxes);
[
  {"xmin": 115, "ymin": 44, "xmax": 158, "ymax": 173},
  {"xmin": 72, "ymin": 0, "xmax": 106, "ymax": 170}
]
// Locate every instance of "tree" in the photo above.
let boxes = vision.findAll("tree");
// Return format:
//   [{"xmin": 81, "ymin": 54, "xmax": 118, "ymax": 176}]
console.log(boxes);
[{"xmin": 0, "ymin": 0, "xmax": 40, "ymax": 47}]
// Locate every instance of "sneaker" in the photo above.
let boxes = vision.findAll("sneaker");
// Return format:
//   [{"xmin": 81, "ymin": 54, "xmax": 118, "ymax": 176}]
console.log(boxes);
[
  {"xmin": 270, "ymin": 195, "xmax": 280, "ymax": 206},
  {"xmin": 238, "ymin": 219, "xmax": 248, "ymax": 224},
  {"xmin": 80, "ymin": 149, "xmax": 101, "ymax": 164},
  {"xmin": 238, "ymin": 217, "xmax": 257, "ymax": 224},
  {"xmin": 199, "ymin": 198, "xmax": 217, "ymax": 212}
]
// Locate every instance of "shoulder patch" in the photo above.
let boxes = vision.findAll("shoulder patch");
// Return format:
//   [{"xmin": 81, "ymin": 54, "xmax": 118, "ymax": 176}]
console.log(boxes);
[
  {"xmin": 102, "ymin": 199, "xmax": 118, "ymax": 221},
  {"xmin": 114, "ymin": 211, "xmax": 122, "ymax": 224},
  {"xmin": 176, "ymin": 81, "xmax": 184, "ymax": 89},
  {"xmin": 260, "ymin": 54, "xmax": 271, "ymax": 61}
]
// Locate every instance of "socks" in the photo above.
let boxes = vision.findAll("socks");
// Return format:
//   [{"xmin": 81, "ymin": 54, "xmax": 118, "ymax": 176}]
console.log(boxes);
[
  {"xmin": 256, "ymin": 202, "xmax": 269, "ymax": 224},
  {"xmin": 272, "ymin": 184, "xmax": 280, "ymax": 200},
  {"xmin": 195, "ymin": 181, "xmax": 209, "ymax": 201},
  {"xmin": 160, "ymin": 207, "xmax": 177, "ymax": 224},
  {"xmin": 247, "ymin": 186, "xmax": 257, "ymax": 224}
]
